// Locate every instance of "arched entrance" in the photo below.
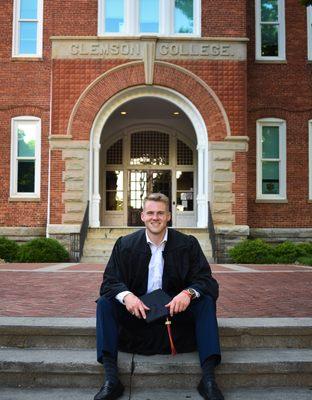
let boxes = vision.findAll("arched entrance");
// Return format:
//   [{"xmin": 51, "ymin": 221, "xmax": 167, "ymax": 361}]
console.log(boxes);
[{"xmin": 90, "ymin": 85, "xmax": 209, "ymax": 228}]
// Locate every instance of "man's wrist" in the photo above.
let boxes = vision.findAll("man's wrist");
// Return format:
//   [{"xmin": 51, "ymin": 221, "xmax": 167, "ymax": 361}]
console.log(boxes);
[{"xmin": 182, "ymin": 288, "xmax": 197, "ymax": 300}]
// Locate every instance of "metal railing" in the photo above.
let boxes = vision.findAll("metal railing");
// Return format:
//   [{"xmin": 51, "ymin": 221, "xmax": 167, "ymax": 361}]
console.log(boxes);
[
  {"xmin": 208, "ymin": 201, "xmax": 218, "ymax": 262},
  {"xmin": 70, "ymin": 201, "xmax": 89, "ymax": 262}
]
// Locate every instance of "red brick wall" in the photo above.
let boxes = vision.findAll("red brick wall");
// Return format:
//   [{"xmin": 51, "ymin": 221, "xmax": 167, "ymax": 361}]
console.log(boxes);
[
  {"xmin": 0, "ymin": 0, "xmax": 51, "ymax": 227},
  {"xmin": 202, "ymin": 0, "xmax": 247, "ymax": 37},
  {"xmin": 247, "ymin": 0, "xmax": 312, "ymax": 228}
]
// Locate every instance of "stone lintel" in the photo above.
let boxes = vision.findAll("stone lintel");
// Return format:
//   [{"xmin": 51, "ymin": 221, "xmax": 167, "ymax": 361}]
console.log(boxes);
[
  {"xmin": 215, "ymin": 225, "xmax": 250, "ymax": 236},
  {"xmin": 0, "ymin": 227, "xmax": 46, "ymax": 236},
  {"xmin": 50, "ymin": 139, "xmax": 89, "ymax": 150},
  {"xmin": 250, "ymin": 228, "xmax": 312, "ymax": 238},
  {"xmin": 48, "ymin": 224, "xmax": 80, "ymax": 234},
  {"xmin": 209, "ymin": 141, "xmax": 248, "ymax": 152}
]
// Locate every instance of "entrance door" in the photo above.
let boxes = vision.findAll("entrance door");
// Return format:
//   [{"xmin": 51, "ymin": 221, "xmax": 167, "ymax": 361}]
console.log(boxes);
[{"xmin": 128, "ymin": 170, "xmax": 171, "ymax": 226}]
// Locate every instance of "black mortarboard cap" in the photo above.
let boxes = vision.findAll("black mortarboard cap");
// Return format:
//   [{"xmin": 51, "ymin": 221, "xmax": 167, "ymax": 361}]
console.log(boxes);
[{"xmin": 140, "ymin": 289, "xmax": 172, "ymax": 323}]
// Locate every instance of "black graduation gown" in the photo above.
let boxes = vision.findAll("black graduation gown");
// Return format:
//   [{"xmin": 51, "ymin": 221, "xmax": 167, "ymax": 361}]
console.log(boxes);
[{"xmin": 99, "ymin": 228, "xmax": 219, "ymax": 355}]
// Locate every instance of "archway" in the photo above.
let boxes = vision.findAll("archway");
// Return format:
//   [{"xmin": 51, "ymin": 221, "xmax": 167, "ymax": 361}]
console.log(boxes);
[{"xmin": 90, "ymin": 85, "xmax": 209, "ymax": 228}]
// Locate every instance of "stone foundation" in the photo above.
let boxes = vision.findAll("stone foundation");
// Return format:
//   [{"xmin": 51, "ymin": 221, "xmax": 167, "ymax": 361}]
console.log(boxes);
[{"xmin": 215, "ymin": 225, "xmax": 250, "ymax": 263}]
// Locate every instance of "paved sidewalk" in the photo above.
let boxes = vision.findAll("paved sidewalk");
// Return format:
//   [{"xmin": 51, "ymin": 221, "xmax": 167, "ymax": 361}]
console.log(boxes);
[{"xmin": 0, "ymin": 263, "xmax": 311, "ymax": 318}]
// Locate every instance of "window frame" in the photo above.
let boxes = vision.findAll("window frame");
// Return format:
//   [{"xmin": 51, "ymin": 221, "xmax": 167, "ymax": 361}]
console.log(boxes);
[
  {"xmin": 307, "ymin": 6, "xmax": 312, "ymax": 61},
  {"xmin": 256, "ymin": 118, "xmax": 287, "ymax": 200},
  {"xmin": 10, "ymin": 116, "xmax": 41, "ymax": 199},
  {"xmin": 255, "ymin": 0, "xmax": 286, "ymax": 61},
  {"xmin": 12, "ymin": 0, "xmax": 44, "ymax": 58},
  {"xmin": 309, "ymin": 120, "xmax": 312, "ymax": 200},
  {"xmin": 98, "ymin": 0, "xmax": 201, "ymax": 37}
]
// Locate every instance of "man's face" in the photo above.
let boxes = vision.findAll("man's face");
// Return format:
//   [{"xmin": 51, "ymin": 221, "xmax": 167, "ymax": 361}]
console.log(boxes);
[{"xmin": 141, "ymin": 200, "xmax": 171, "ymax": 236}]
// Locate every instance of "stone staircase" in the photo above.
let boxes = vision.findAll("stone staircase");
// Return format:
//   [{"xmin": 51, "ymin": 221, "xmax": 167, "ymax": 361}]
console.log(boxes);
[
  {"xmin": 0, "ymin": 317, "xmax": 311, "ymax": 399},
  {"xmin": 81, "ymin": 227, "xmax": 213, "ymax": 264}
]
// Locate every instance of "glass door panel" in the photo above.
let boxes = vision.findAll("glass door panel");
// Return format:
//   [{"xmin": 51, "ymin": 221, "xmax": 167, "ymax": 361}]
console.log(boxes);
[{"xmin": 128, "ymin": 170, "xmax": 171, "ymax": 226}]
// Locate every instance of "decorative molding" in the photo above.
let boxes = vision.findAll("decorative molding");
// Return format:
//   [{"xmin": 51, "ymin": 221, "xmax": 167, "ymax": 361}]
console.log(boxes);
[{"xmin": 143, "ymin": 39, "xmax": 156, "ymax": 85}]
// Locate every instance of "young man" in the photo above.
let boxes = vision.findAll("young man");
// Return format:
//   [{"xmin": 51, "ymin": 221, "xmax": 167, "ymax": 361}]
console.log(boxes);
[{"xmin": 95, "ymin": 193, "xmax": 224, "ymax": 400}]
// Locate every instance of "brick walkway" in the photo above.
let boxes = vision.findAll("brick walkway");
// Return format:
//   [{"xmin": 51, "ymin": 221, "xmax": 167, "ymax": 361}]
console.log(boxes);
[{"xmin": 0, "ymin": 263, "xmax": 311, "ymax": 318}]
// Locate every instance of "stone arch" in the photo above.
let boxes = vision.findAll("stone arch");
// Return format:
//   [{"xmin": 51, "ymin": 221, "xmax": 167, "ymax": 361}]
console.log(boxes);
[
  {"xmin": 89, "ymin": 85, "xmax": 210, "ymax": 228},
  {"xmin": 68, "ymin": 61, "xmax": 230, "ymax": 140}
]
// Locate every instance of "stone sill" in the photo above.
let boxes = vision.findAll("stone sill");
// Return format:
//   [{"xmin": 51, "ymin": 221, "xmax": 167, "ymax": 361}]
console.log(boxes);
[
  {"xmin": 254, "ymin": 59, "xmax": 287, "ymax": 64},
  {"xmin": 255, "ymin": 199, "xmax": 288, "ymax": 204},
  {"xmin": 9, "ymin": 197, "xmax": 41, "ymax": 202},
  {"xmin": 11, "ymin": 57, "xmax": 44, "ymax": 62}
]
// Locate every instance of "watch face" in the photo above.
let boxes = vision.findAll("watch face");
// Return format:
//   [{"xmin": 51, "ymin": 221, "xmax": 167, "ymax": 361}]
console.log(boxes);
[{"xmin": 188, "ymin": 288, "xmax": 196, "ymax": 299}]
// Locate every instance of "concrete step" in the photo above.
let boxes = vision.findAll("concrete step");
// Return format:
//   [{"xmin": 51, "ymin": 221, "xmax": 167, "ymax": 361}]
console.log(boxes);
[
  {"xmin": 0, "ymin": 347, "xmax": 311, "ymax": 389},
  {"xmin": 83, "ymin": 227, "xmax": 213, "ymax": 264},
  {"xmin": 1, "ymin": 317, "xmax": 311, "ymax": 350},
  {"xmin": 0, "ymin": 387, "xmax": 312, "ymax": 400}
]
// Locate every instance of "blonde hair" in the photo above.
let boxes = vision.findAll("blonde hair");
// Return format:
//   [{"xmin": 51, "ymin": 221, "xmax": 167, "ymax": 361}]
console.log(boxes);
[{"xmin": 143, "ymin": 193, "xmax": 170, "ymax": 211}]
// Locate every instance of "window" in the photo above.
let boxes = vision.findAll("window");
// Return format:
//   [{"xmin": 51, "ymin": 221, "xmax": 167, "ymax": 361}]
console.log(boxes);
[
  {"xmin": 308, "ymin": 6, "xmax": 312, "ymax": 60},
  {"xmin": 255, "ymin": 0, "xmax": 285, "ymax": 61},
  {"xmin": 12, "ymin": 0, "xmax": 43, "ymax": 57},
  {"xmin": 256, "ymin": 118, "xmax": 286, "ymax": 200},
  {"xmin": 10, "ymin": 117, "xmax": 41, "ymax": 198},
  {"xmin": 309, "ymin": 121, "xmax": 312, "ymax": 200},
  {"xmin": 98, "ymin": 0, "xmax": 200, "ymax": 36}
]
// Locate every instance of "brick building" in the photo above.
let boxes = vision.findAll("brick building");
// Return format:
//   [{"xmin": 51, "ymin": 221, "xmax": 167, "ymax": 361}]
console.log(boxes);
[{"xmin": 0, "ymin": 0, "xmax": 311, "ymax": 260}]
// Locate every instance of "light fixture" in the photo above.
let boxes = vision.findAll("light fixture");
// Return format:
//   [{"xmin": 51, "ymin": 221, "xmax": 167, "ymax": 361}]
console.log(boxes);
[
  {"xmin": 120, "ymin": 111, "xmax": 127, "ymax": 115},
  {"xmin": 173, "ymin": 111, "xmax": 180, "ymax": 116}
]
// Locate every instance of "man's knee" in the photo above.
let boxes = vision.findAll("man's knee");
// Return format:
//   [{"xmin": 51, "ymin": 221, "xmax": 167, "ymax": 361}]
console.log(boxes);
[{"xmin": 96, "ymin": 296, "xmax": 115, "ymax": 314}]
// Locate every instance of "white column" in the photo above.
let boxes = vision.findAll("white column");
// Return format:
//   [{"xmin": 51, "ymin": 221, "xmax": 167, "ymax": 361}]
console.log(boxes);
[
  {"xmin": 197, "ymin": 144, "xmax": 208, "ymax": 227},
  {"xmin": 91, "ymin": 143, "xmax": 101, "ymax": 227}
]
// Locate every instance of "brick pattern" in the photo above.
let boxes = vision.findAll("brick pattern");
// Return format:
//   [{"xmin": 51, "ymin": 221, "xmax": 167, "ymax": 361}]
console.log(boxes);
[
  {"xmin": 247, "ymin": 0, "xmax": 312, "ymax": 228},
  {"xmin": 202, "ymin": 0, "xmax": 247, "ymax": 38},
  {"xmin": 232, "ymin": 152, "xmax": 248, "ymax": 225},
  {"xmin": 52, "ymin": 59, "xmax": 127, "ymax": 136},
  {"xmin": 0, "ymin": 263, "xmax": 311, "ymax": 317}
]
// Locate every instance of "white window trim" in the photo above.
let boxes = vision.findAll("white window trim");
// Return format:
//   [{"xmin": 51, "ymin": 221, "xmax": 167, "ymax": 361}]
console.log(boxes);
[
  {"xmin": 309, "ymin": 120, "xmax": 312, "ymax": 200},
  {"xmin": 98, "ymin": 0, "xmax": 201, "ymax": 37},
  {"xmin": 256, "ymin": 118, "xmax": 287, "ymax": 200},
  {"xmin": 12, "ymin": 0, "xmax": 44, "ymax": 58},
  {"xmin": 255, "ymin": 0, "xmax": 286, "ymax": 61},
  {"xmin": 307, "ymin": 6, "xmax": 312, "ymax": 61},
  {"xmin": 10, "ymin": 116, "xmax": 41, "ymax": 199}
]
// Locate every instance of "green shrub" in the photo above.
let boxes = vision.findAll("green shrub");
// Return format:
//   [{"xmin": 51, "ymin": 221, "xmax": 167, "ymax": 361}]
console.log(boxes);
[
  {"xmin": 296, "ymin": 242, "xmax": 312, "ymax": 257},
  {"xmin": 0, "ymin": 237, "xmax": 19, "ymax": 262},
  {"xmin": 272, "ymin": 241, "xmax": 301, "ymax": 264},
  {"xmin": 229, "ymin": 239, "xmax": 275, "ymax": 264},
  {"xmin": 17, "ymin": 238, "xmax": 69, "ymax": 263},
  {"xmin": 297, "ymin": 256, "xmax": 312, "ymax": 266}
]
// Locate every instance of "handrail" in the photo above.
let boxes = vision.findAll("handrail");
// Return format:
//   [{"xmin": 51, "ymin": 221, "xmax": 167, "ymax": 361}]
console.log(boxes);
[
  {"xmin": 208, "ymin": 201, "xmax": 217, "ymax": 262},
  {"xmin": 70, "ymin": 201, "xmax": 89, "ymax": 262}
]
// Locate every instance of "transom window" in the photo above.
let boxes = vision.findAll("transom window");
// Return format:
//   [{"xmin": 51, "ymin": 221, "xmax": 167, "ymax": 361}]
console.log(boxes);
[
  {"xmin": 10, "ymin": 117, "xmax": 41, "ymax": 198},
  {"xmin": 98, "ymin": 0, "xmax": 201, "ymax": 36},
  {"xmin": 256, "ymin": 118, "xmax": 286, "ymax": 200},
  {"xmin": 307, "ymin": 6, "xmax": 312, "ymax": 60},
  {"xmin": 255, "ymin": 0, "xmax": 285, "ymax": 61},
  {"xmin": 12, "ymin": 0, "xmax": 43, "ymax": 57}
]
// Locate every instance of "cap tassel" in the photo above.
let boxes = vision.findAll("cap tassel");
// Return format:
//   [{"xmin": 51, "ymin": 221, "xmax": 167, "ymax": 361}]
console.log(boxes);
[{"xmin": 165, "ymin": 318, "xmax": 177, "ymax": 356}]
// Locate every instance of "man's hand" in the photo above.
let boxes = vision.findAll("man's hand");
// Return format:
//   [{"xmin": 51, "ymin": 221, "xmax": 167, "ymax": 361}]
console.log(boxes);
[
  {"xmin": 124, "ymin": 293, "xmax": 150, "ymax": 319},
  {"xmin": 165, "ymin": 291, "xmax": 191, "ymax": 317}
]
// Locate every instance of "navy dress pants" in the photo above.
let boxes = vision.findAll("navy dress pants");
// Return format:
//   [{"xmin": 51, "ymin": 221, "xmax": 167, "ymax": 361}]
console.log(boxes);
[{"xmin": 96, "ymin": 294, "xmax": 221, "ymax": 367}]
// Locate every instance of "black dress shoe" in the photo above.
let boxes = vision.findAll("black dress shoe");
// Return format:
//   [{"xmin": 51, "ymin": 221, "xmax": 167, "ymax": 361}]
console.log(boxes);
[
  {"xmin": 94, "ymin": 380, "xmax": 125, "ymax": 400},
  {"xmin": 197, "ymin": 378, "xmax": 224, "ymax": 400}
]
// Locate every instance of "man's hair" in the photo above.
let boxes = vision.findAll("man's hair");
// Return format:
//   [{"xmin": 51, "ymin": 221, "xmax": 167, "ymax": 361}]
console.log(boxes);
[{"xmin": 143, "ymin": 193, "xmax": 170, "ymax": 211}]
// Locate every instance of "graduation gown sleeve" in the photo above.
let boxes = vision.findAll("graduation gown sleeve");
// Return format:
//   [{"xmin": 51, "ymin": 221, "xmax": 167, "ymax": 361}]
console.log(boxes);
[{"xmin": 100, "ymin": 237, "xmax": 130, "ymax": 299}]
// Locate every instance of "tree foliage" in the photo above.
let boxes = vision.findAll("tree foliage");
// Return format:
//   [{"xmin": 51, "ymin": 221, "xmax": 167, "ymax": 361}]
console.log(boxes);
[{"xmin": 301, "ymin": 0, "xmax": 312, "ymax": 6}]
